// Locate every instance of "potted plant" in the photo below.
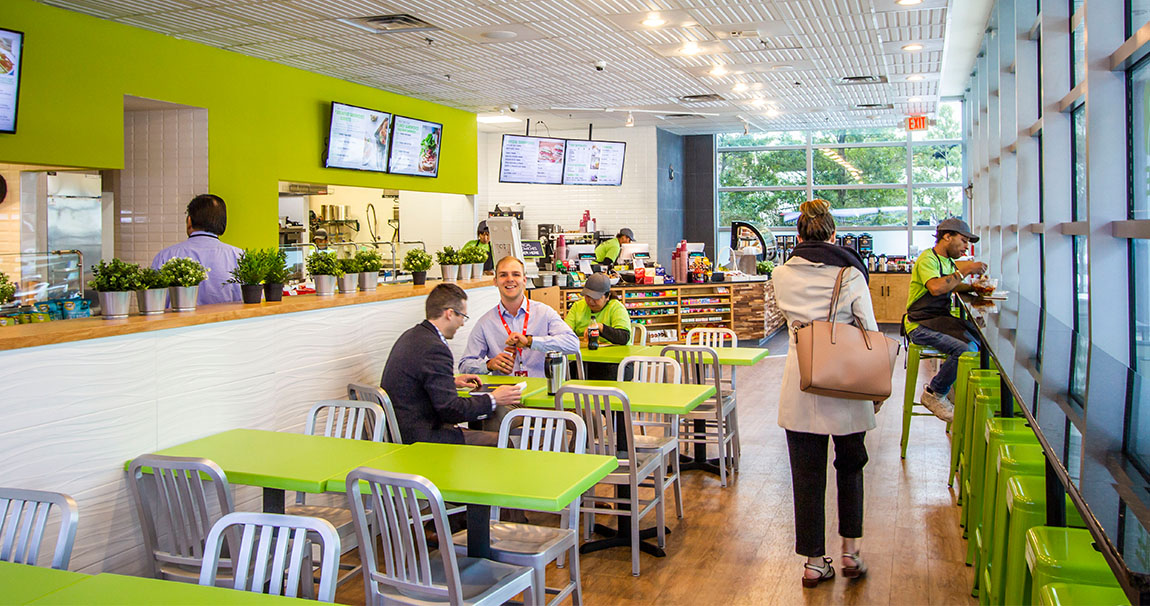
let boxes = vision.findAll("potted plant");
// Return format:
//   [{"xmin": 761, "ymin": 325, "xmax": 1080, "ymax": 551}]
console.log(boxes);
[
  {"xmin": 403, "ymin": 248, "xmax": 432, "ymax": 285},
  {"xmin": 136, "ymin": 267, "xmax": 169, "ymax": 315},
  {"xmin": 336, "ymin": 257, "xmax": 360, "ymax": 293},
  {"xmin": 0, "ymin": 270, "xmax": 15, "ymax": 309},
  {"xmin": 160, "ymin": 257, "xmax": 209, "ymax": 311},
  {"xmin": 229, "ymin": 248, "xmax": 268, "ymax": 304},
  {"xmin": 756, "ymin": 260, "xmax": 774, "ymax": 277},
  {"xmin": 89, "ymin": 259, "xmax": 145, "ymax": 319},
  {"xmin": 436, "ymin": 246, "xmax": 459, "ymax": 283},
  {"xmin": 263, "ymin": 248, "xmax": 289, "ymax": 302},
  {"xmin": 306, "ymin": 251, "xmax": 343, "ymax": 296},
  {"xmin": 457, "ymin": 246, "xmax": 478, "ymax": 280},
  {"xmin": 467, "ymin": 245, "xmax": 488, "ymax": 279},
  {"xmin": 355, "ymin": 249, "xmax": 383, "ymax": 291}
]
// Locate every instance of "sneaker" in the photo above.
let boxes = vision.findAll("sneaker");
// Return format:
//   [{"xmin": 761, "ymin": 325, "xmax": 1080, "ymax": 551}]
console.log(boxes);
[{"xmin": 920, "ymin": 388, "xmax": 955, "ymax": 423}]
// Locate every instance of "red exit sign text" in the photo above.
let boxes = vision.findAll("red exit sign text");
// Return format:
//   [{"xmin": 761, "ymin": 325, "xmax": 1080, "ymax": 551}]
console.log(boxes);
[{"xmin": 906, "ymin": 115, "xmax": 929, "ymax": 131}]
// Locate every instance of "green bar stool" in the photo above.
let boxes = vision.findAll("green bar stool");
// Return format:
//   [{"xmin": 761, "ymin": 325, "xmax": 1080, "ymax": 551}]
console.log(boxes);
[
  {"xmin": 1003, "ymin": 477, "xmax": 1089, "ymax": 606},
  {"xmin": 948, "ymin": 352, "xmax": 983, "ymax": 486},
  {"xmin": 957, "ymin": 370, "xmax": 1002, "ymax": 496},
  {"xmin": 961, "ymin": 387, "xmax": 1002, "ymax": 533},
  {"xmin": 966, "ymin": 411, "xmax": 1032, "ymax": 570},
  {"xmin": 978, "ymin": 444, "xmax": 1045, "ymax": 605},
  {"xmin": 1038, "ymin": 582, "xmax": 1130, "ymax": 606},
  {"xmin": 1024, "ymin": 527, "xmax": 1119, "ymax": 606},
  {"xmin": 901, "ymin": 342, "xmax": 949, "ymax": 458}
]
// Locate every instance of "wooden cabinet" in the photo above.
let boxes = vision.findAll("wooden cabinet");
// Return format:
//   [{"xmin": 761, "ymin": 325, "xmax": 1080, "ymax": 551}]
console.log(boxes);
[{"xmin": 869, "ymin": 273, "xmax": 912, "ymax": 324}]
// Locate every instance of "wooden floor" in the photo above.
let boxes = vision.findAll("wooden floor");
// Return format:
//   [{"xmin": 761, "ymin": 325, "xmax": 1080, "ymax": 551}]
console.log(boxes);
[{"xmin": 336, "ymin": 336, "xmax": 976, "ymax": 605}]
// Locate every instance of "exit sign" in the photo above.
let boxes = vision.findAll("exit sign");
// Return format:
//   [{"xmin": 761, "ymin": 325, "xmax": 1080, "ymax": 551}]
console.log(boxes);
[{"xmin": 906, "ymin": 115, "xmax": 929, "ymax": 131}]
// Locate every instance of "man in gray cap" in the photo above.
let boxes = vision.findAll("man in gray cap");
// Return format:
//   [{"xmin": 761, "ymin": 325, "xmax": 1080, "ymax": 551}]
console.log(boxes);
[
  {"xmin": 904, "ymin": 217, "xmax": 988, "ymax": 422},
  {"xmin": 593, "ymin": 228, "xmax": 634, "ymax": 265}
]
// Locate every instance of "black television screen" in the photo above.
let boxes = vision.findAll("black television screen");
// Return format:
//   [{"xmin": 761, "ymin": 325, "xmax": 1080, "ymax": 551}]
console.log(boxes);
[
  {"xmin": 0, "ymin": 28, "xmax": 24, "ymax": 134},
  {"xmin": 324, "ymin": 102, "xmax": 392, "ymax": 173},
  {"xmin": 563, "ymin": 139, "xmax": 626, "ymax": 186},
  {"xmin": 388, "ymin": 115, "xmax": 442, "ymax": 178},
  {"xmin": 498, "ymin": 134, "xmax": 566, "ymax": 185}
]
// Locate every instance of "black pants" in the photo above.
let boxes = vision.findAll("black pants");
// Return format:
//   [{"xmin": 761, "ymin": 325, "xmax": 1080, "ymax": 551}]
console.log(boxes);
[{"xmin": 785, "ymin": 430, "xmax": 868, "ymax": 557}]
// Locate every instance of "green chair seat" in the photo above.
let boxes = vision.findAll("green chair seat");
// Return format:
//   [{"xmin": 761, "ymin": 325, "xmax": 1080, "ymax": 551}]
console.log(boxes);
[
  {"xmin": 1038, "ymin": 582, "xmax": 1130, "ymax": 606},
  {"xmin": 949, "ymin": 354, "xmax": 986, "ymax": 487},
  {"xmin": 1003, "ymin": 477, "xmax": 1089, "ymax": 606},
  {"xmin": 1024, "ymin": 527, "xmax": 1120, "ymax": 606},
  {"xmin": 979, "ymin": 444, "xmax": 1045, "ymax": 605}
]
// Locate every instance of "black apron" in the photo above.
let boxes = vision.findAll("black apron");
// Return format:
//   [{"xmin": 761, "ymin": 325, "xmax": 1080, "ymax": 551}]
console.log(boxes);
[{"xmin": 905, "ymin": 250, "xmax": 977, "ymax": 341}]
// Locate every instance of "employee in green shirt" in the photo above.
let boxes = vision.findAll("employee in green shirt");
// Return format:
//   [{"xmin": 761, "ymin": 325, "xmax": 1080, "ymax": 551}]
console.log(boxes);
[
  {"xmin": 593, "ymin": 228, "xmax": 634, "ymax": 265},
  {"xmin": 460, "ymin": 221, "xmax": 493, "ymax": 273},
  {"xmin": 565, "ymin": 273, "xmax": 632, "ymax": 345}
]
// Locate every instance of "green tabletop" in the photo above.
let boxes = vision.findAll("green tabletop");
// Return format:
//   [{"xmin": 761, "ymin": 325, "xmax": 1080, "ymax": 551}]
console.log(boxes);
[
  {"xmin": 1, "ymin": 561, "xmax": 89, "ymax": 604},
  {"xmin": 138, "ymin": 429, "xmax": 405, "ymax": 493},
  {"xmin": 29, "ymin": 572, "xmax": 302, "ymax": 604},
  {"xmin": 457, "ymin": 375, "xmax": 547, "ymax": 400},
  {"xmin": 522, "ymin": 379, "xmax": 714, "ymax": 414},
  {"xmin": 578, "ymin": 344, "xmax": 660, "ymax": 364},
  {"xmin": 655, "ymin": 345, "xmax": 770, "ymax": 366},
  {"xmin": 330, "ymin": 442, "xmax": 617, "ymax": 512}
]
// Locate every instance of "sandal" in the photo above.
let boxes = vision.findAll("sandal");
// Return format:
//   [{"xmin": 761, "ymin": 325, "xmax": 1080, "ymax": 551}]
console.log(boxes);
[
  {"xmin": 802, "ymin": 556, "xmax": 835, "ymax": 588},
  {"xmin": 842, "ymin": 551, "xmax": 867, "ymax": 579}
]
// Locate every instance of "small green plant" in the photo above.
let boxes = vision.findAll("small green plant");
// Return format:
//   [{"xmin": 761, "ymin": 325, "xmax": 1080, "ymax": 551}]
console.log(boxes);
[
  {"xmin": 306, "ymin": 251, "xmax": 344, "ymax": 277},
  {"xmin": 264, "ymin": 248, "xmax": 290, "ymax": 284},
  {"xmin": 0, "ymin": 270, "xmax": 15, "ymax": 304},
  {"xmin": 435, "ymin": 246, "xmax": 459, "ymax": 266},
  {"xmin": 355, "ymin": 249, "xmax": 384, "ymax": 273},
  {"xmin": 160, "ymin": 257, "xmax": 209, "ymax": 287},
  {"xmin": 339, "ymin": 257, "xmax": 363, "ymax": 274},
  {"xmin": 139, "ymin": 267, "xmax": 168, "ymax": 290},
  {"xmin": 228, "ymin": 248, "xmax": 270, "ymax": 285},
  {"xmin": 89, "ymin": 259, "xmax": 146, "ymax": 292},
  {"xmin": 402, "ymin": 248, "xmax": 432, "ymax": 272},
  {"xmin": 756, "ymin": 260, "xmax": 775, "ymax": 275},
  {"xmin": 460, "ymin": 245, "xmax": 488, "ymax": 264}
]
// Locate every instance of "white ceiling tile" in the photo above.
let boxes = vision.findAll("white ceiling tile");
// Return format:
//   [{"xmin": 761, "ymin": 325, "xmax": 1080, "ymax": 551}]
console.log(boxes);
[
  {"xmin": 229, "ymin": 38, "xmax": 341, "ymax": 59},
  {"xmin": 494, "ymin": 0, "xmax": 593, "ymax": 21},
  {"xmin": 116, "ymin": 8, "xmax": 250, "ymax": 33},
  {"xmin": 279, "ymin": 0, "xmax": 404, "ymax": 18},
  {"xmin": 40, "ymin": 0, "xmax": 138, "ymax": 18},
  {"xmin": 213, "ymin": 2, "xmax": 324, "ymax": 23},
  {"xmin": 419, "ymin": 5, "xmax": 517, "ymax": 28},
  {"xmin": 177, "ymin": 25, "xmax": 298, "ymax": 46},
  {"xmin": 528, "ymin": 17, "xmax": 619, "ymax": 37}
]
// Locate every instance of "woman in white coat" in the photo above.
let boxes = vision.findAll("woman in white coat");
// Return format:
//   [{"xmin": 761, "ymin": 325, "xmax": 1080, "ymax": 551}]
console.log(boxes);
[{"xmin": 771, "ymin": 199, "xmax": 880, "ymax": 588}]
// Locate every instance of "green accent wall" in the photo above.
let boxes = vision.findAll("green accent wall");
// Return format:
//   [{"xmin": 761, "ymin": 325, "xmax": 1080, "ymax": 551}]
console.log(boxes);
[{"xmin": 0, "ymin": 0, "xmax": 478, "ymax": 249}]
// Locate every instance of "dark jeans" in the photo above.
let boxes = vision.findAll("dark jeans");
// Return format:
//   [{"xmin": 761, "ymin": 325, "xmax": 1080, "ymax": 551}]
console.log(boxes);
[
  {"xmin": 785, "ymin": 430, "xmax": 868, "ymax": 558},
  {"xmin": 908, "ymin": 326, "xmax": 979, "ymax": 396}
]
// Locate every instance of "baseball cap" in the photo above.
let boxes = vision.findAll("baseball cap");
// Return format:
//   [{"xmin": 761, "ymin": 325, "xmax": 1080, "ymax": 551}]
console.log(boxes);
[
  {"xmin": 617, "ymin": 228, "xmax": 635, "ymax": 240},
  {"xmin": 582, "ymin": 273, "xmax": 612, "ymax": 298},
  {"xmin": 935, "ymin": 217, "xmax": 979, "ymax": 243},
  {"xmin": 477, "ymin": 220, "xmax": 489, "ymax": 234}
]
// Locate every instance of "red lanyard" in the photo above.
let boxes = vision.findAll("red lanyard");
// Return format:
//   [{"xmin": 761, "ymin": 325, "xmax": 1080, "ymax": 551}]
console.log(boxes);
[{"xmin": 497, "ymin": 299, "xmax": 530, "ymax": 369}]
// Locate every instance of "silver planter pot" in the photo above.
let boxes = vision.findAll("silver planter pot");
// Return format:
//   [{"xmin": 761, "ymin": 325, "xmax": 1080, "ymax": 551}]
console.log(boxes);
[
  {"xmin": 472, "ymin": 263, "xmax": 485, "ymax": 279},
  {"xmin": 314, "ymin": 274, "xmax": 336, "ymax": 296},
  {"xmin": 458, "ymin": 263, "xmax": 472, "ymax": 281},
  {"xmin": 440, "ymin": 264, "xmax": 458, "ymax": 282},
  {"xmin": 338, "ymin": 273, "xmax": 358, "ymax": 293},
  {"xmin": 98, "ymin": 291, "xmax": 132, "ymax": 319},
  {"xmin": 137, "ymin": 288, "xmax": 167, "ymax": 315},
  {"xmin": 169, "ymin": 285, "xmax": 199, "ymax": 311},
  {"xmin": 359, "ymin": 271, "xmax": 378, "ymax": 291}
]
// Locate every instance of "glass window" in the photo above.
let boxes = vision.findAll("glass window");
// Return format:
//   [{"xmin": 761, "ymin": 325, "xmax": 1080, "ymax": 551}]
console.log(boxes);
[
  {"xmin": 1131, "ymin": 58, "xmax": 1150, "ymax": 220},
  {"xmin": 912, "ymin": 144, "xmax": 963, "ymax": 183},
  {"xmin": 1132, "ymin": 0, "xmax": 1150, "ymax": 38},
  {"xmin": 717, "ymin": 131, "xmax": 805, "ymax": 147},
  {"xmin": 1126, "ymin": 364, "xmax": 1150, "ymax": 478},
  {"xmin": 1070, "ymin": 235, "xmax": 1090, "ymax": 402},
  {"xmin": 1071, "ymin": 19, "xmax": 1086, "ymax": 89},
  {"xmin": 910, "ymin": 100, "xmax": 964, "ymax": 141},
  {"xmin": 810, "ymin": 189, "xmax": 909, "ymax": 227},
  {"xmin": 913, "ymin": 187, "xmax": 964, "ymax": 226},
  {"xmin": 719, "ymin": 150, "xmax": 807, "ymax": 187},
  {"xmin": 812, "ymin": 128, "xmax": 904, "ymax": 144},
  {"xmin": 1135, "ymin": 239, "xmax": 1150, "ymax": 370},
  {"xmin": 718, "ymin": 190, "xmax": 807, "ymax": 227},
  {"xmin": 812, "ymin": 146, "xmax": 907, "ymax": 185},
  {"xmin": 1072, "ymin": 105, "xmax": 1087, "ymax": 220}
]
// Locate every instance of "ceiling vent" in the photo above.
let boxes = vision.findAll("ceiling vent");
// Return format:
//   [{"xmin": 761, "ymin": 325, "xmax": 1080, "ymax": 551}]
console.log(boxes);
[
  {"xmin": 658, "ymin": 113, "xmax": 704, "ymax": 119},
  {"xmin": 852, "ymin": 102, "xmax": 894, "ymax": 110},
  {"xmin": 680, "ymin": 93, "xmax": 725, "ymax": 103},
  {"xmin": 339, "ymin": 14, "xmax": 440, "ymax": 35},
  {"xmin": 835, "ymin": 75, "xmax": 888, "ymax": 85}
]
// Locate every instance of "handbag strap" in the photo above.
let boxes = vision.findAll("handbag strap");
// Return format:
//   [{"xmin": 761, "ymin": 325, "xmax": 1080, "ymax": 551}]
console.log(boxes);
[{"xmin": 826, "ymin": 266, "xmax": 875, "ymax": 351}]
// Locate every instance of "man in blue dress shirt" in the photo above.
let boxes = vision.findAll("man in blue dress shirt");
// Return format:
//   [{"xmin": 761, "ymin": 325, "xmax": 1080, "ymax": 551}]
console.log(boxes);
[{"xmin": 151, "ymin": 194, "xmax": 243, "ymax": 305}]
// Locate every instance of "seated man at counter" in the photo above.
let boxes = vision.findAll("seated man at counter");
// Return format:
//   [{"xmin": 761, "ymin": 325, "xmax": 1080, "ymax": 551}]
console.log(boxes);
[
  {"xmin": 151, "ymin": 194, "xmax": 242, "ymax": 305},
  {"xmin": 381, "ymin": 283, "xmax": 521, "ymax": 446},
  {"xmin": 905, "ymin": 217, "xmax": 988, "ymax": 423},
  {"xmin": 594, "ymin": 227, "xmax": 634, "ymax": 265},
  {"xmin": 460, "ymin": 221, "xmax": 493, "ymax": 274}
]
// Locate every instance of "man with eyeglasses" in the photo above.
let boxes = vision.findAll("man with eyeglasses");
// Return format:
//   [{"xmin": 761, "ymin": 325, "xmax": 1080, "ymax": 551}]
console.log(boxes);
[{"xmin": 381, "ymin": 283, "xmax": 520, "ymax": 446}]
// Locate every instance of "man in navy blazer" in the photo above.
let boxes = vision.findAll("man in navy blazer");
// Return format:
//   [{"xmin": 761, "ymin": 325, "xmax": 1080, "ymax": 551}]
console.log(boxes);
[{"xmin": 381, "ymin": 283, "xmax": 521, "ymax": 445}]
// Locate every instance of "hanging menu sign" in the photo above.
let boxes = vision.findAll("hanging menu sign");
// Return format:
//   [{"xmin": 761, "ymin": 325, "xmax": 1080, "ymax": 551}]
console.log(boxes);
[
  {"xmin": 324, "ymin": 102, "xmax": 392, "ymax": 173},
  {"xmin": 387, "ymin": 115, "xmax": 443, "ymax": 178},
  {"xmin": 498, "ymin": 135, "xmax": 566, "ymax": 185},
  {"xmin": 563, "ymin": 139, "xmax": 626, "ymax": 186},
  {"xmin": 0, "ymin": 28, "xmax": 24, "ymax": 134}
]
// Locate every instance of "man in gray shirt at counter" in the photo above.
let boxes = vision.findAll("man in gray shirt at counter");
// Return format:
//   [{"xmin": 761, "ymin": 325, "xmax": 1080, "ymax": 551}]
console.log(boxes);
[{"xmin": 151, "ymin": 194, "xmax": 242, "ymax": 305}]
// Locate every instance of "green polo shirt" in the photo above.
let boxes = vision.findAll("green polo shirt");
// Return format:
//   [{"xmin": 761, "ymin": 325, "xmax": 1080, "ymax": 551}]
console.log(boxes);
[
  {"xmin": 594, "ymin": 238, "xmax": 621, "ymax": 264},
  {"xmin": 565, "ymin": 298, "xmax": 631, "ymax": 340},
  {"xmin": 461, "ymin": 239, "xmax": 491, "ymax": 260},
  {"xmin": 905, "ymin": 248, "xmax": 958, "ymax": 334}
]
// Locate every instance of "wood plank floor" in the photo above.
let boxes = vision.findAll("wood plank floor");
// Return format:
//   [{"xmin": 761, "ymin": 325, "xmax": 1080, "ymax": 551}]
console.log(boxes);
[{"xmin": 336, "ymin": 336, "xmax": 976, "ymax": 605}]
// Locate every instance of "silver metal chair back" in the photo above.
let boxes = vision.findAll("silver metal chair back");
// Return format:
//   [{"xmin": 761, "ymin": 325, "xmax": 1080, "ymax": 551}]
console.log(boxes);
[
  {"xmin": 685, "ymin": 327, "xmax": 738, "ymax": 348},
  {"xmin": 347, "ymin": 383, "xmax": 404, "ymax": 444},
  {"xmin": 498, "ymin": 408, "xmax": 586, "ymax": 455},
  {"xmin": 127, "ymin": 454, "xmax": 234, "ymax": 581},
  {"xmin": 617, "ymin": 356, "xmax": 681, "ymax": 384},
  {"xmin": 0, "ymin": 487, "xmax": 78, "ymax": 569},
  {"xmin": 660, "ymin": 345, "xmax": 724, "ymax": 397},
  {"xmin": 306, "ymin": 400, "xmax": 386, "ymax": 442},
  {"xmin": 199, "ymin": 511, "xmax": 340, "ymax": 602},
  {"xmin": 566, "ymin": 350, "xmax": 586, "ymax": 380},
  {"xmin": 630, "ymin": 322, "xmax": 648, "ymax": 346},
  {"xmin": 554, "ymin": 385, "xmax": 634, "ymax": 461}
]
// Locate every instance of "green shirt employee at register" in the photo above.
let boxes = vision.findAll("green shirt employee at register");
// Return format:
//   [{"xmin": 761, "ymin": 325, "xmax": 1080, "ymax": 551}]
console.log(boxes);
[
  {"xmin": 593, "ymin": 228, "xmax": 634, "ymax": 265},
  {"xmin": 565, "ymin": 273, "xmax": 632, "ymax": 345},
  {"xmin": 461, "ymin": 221, "xmax": 494, "ymax": 273}
]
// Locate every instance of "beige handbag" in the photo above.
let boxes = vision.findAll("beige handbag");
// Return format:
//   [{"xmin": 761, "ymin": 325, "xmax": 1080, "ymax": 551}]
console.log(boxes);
[{"xmin": 794, "ymin": 267, "xmax": 900, "ymax": 401}]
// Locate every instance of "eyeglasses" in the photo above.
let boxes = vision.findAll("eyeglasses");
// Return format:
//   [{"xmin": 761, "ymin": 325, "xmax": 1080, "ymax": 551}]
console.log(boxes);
[{"xmin": 451, "ymin": 309, "xmax": 469, "ymax": 321}]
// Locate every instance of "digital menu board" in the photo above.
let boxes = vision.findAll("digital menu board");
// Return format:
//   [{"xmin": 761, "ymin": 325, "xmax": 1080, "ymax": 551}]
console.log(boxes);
[
  {"xmin": 498, "ymin": 135, "xmax": 566, "ymax": 185},
  {"xmin": 324, "ymin": 102, "xmax": 392, "ymax": 173},
  {"xmin": 388, "ymin": 115, "xmax": 443, "ymax": 178},
  {"xmin": 563, "ymin": 139, "xmax": 626, "ymax": 186},
  {"xmin": 0, "ymin": 28, "xmax": 24, "ymax": 134}
]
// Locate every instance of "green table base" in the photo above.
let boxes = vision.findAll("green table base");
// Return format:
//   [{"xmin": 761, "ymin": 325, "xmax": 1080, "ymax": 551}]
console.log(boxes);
[
  {"xmin": 29, "ymin": 572, "xmax": 302, "ymax": 604},
  {"xmin": 1, "ymin": 562, "xmax": 89, "ymax": 604},
  {"xmin": 521, "ymin": 379, "xmax": 713, "ymax": 414}
]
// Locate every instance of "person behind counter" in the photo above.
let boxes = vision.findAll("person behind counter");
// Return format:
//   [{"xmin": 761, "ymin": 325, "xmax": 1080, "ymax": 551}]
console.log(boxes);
[
  {"xmin": 905, "ymin": 217, "xmax": 987, "ymax": 422},
  {"xmin": 461, "ymin": 221, "xmax": 494, "ymax": 274},
  {"xmin": 380, "ymin": 283, "xmax": 520, "ymax": 446},
  {"xmin": 151, "ymin": 194, "xmax": 242, "ymax": 305},
  {"xmin": 565, "ymin": 273, "xmax": 631, "ymax": 346},
  {"xmin": 594, "ymin": 227, "xmax": 634, "ymax": 265}
]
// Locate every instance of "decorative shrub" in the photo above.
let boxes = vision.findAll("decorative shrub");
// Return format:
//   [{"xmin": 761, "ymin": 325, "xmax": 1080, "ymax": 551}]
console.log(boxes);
[
  {"xmin": 306, "ymin": 251, "xmax": 344, "ymax": 277},
  {"xmin": 228, "ymin": 249, "xmax": 269, "ymax": 285},
  {"xmin": 756, "ymin": 260, "xmax": 775, "ymax": 275},
  {"xmin": 354, "ymin": 249, "xmax": 384, "ymax": 273},
  {"xmin": 139, "ymin": 267, "xmax": 168, "ymax": 289},
  {"xmin": 435, "ymin": 246, "xmax": 459, "ymax": 266},
  {"xmin": 0, "ymin": 270, "xmax": 15, "ymax": 304},
  {"xmin": 402, "ymin": 248, "xmax": 432, "ymax": 272},
  {"xmin": 264, "ymin": 248, "xmax": 290, "ymax": 284},
  {"xmin": 89, "ymin": 259, "xmax": 146, "ymax": 292},
  {"xmin": 339, "ymin": 257, "xmax": 363, "ymax": 274},
  {"xmin": 160, "ymin": 257, "xmax": 209, "ymax": 287}
]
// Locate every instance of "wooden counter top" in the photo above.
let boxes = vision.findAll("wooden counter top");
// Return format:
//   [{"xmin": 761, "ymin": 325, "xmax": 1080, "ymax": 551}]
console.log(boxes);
[{"xmin": 0, "ymin": 278, "xmax": 494, "ymax": 352}]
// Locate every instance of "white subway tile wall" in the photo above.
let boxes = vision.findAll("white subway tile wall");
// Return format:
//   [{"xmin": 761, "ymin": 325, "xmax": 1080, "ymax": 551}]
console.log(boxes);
[{"xmin": 117, "ymin": 109, "xmax": 209, "ymax": 266}]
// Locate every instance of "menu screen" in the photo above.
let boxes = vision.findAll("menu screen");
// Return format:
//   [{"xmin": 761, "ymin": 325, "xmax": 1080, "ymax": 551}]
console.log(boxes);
[
  {"xmin": 0, "ymin": 28, "xmax": 24, "ymax": 134},
  {"xmin": 324, "ymin": 102, "xmax": 392, "ymax": 173},
  {"xmin": 388, "ymin": 115, "xmax": 442, "ymax": 178},
  {"xmin": 563, "ymin": 139, "xmax": 626, "ymax": 186},
  {"xmin": 499, "ymin": 135, "xmax": 566, "ymax": 185}
]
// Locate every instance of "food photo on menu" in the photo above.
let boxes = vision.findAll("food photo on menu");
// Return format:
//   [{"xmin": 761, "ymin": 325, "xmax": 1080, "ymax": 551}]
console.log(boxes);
[
  {"xmin": 538, "ymin": 140, "xmax": 564, "ymax": 164},
  {"xmin": 387, "ymin": 115, "xmax": 442, "ymax": 178},
  {"xmin": 324, "ymin": 102, "xmax": 391, "ymax": 173},
  {"xmin": 0, "ymin": 28, "xmax": 22, "ymax": 134}
]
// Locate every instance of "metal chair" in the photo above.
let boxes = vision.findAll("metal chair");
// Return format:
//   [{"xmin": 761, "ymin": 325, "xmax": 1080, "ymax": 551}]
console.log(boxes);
[
  {"xmin": 618, "ymin": 356, "xmax": 685, "ymax": 519},
  {"xmin": 199, "ymin": 511, "xmax": 341, "ymax": 602},
  {"xmin": 0, "ymin": 487, "xmax": 79, "ymax": 569},
  {"xmin": 558, "ymin": 385, "xmax": 665, "ymax": 576},
  {"xmin": 630, "ymin": 322, "xmax": 648, "ymax": 346},
  {"xmin": 569, "ymin": 350, "xmax": 586, "ymax": 380},
  {"xmin": 347, "ymin": 383, "xmax": 404, "ymax": 444},
  {"xmin": 344, "ymin": 468, "xmax": 537, "ymax": 606},
  {"xmin": 660, "ymin": 345, "xmax": 738, "ymax": 487},
  {"xmin": 127, "ymin": 454, "xmax": 234, "ymax": 583},
  {"xmin": 453, "ymin": 409, "xmax": 586, "ymax": 606},
  {"xmin": 684, "ymin": 328, "xmax": 741, "ymax": 465}
]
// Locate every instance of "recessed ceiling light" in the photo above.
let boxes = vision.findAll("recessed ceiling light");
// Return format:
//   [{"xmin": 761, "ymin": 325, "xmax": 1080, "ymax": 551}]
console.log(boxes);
[
  {"xmin": 908, "ymin": 96, "xmax": 923, "ymax": 102},
  {"xmin": 902, "ymin": 43, "xmax": 924, "ymax": 52},
  {"xmin": 625, "ymin": 112, "xmax": 635, "ymax": 127},
  {"xmin": 680, "ymin": 41, "xmax": 700, "ymax": 55},
  {"xmin": 765, "ymin": 108, "xmax": 780, "ymax": 118},
  {"xmin": 750, "ymin": 98, "xmax": 766, "ymax": 106},
  {"xmin": 641, "ymin": 13, "xmax": 665, "ymax": 27},
  {"xmin": 907, "ymin": 74, "xmax": 924, "ymax": 81},
  {"xmin": 709, "ymin": 64, "xmax": 728, "ymax": 76},
  {"xmin": 732, "ymin": 82, "xmax": 748, "ymax": 92},
  {"xmin": 481, "ymin": 30, "xmax": 518, "ymax": 40},
  {"xmin": 896, "ymin": 0, "xmax": 923, "ymax": 5},
  {"xmin": 770, "ymin": 64, "xmax": 795, "ymax": 71},
  {"xmin": 477, "ymin": 115, "xmax": 522, "ymax": 124}
]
